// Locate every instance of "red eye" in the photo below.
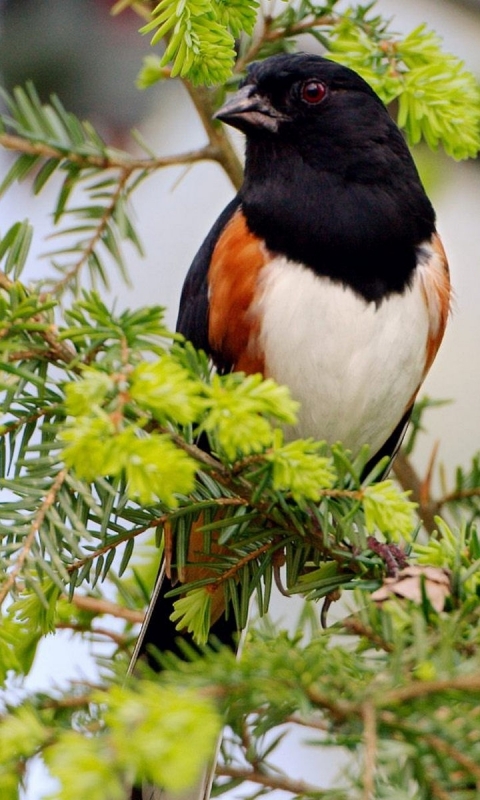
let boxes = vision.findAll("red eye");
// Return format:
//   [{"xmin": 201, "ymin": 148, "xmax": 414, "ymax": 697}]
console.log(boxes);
[{"xmin": 301, "ymin": 80, "xmax": 326, "ymax": 105}]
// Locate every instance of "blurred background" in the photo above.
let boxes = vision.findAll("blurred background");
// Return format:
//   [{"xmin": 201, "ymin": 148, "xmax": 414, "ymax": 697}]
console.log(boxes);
[{"xmin": 0, "ymin": 1, "xmax": 479, "ymax": 797}]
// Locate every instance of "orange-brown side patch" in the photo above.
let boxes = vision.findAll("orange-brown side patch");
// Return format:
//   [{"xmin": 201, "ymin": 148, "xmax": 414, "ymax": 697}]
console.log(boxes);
[
  {"xmin": 208, "ymin": 209, "xmax": 268, "ymax": 374},
  {"xmin": 164, "ymin": 516, "xmax": 228, "ymax": 625},
  {"xmin": 421, "ymin": 232, "xmax": 451, "ymax": 376}
]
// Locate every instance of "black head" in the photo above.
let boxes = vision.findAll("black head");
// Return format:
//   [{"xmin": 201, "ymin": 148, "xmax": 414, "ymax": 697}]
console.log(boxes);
[
  {"xmin": 215, "ymin": 53, "xmax": 436, "ymax": 302},
  {"xmin": 216, "ymin": 52, "xmax": 384, "ymax": 137}
]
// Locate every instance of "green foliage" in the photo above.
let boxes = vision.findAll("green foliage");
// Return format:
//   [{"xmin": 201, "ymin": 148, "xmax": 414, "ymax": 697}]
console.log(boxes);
[
  {"xmin": 1, "ymin": 3, "xmax": 480, "ymax": 799},
  {"xmin": 328, "ymin": 21, "xmax": 480, "ymax": 159},
  {"xmin": 2, "ymin": 583, "xmax": 480, "ymax": 799},
  {"xmin": 140, "ymin": 0, "xmax": 258, "ymax": 84},
  {"xmin": 43, "ymin": 683, "xmax": 221, "ymax": 800},
  {"xmin": 201, "ymin": 373, "xmax": 298, "ymax": 460},
  {"xmin": 170, "ymin": 587, "xmax": 213, "ymax": 645},
  {"xmin": 363, "ymin": 481, "xmax": 417, "ymax": 542},
  {"xmin": 413, "ymin": 518, "xmax": 480, "ymax": 600},
  {"xmin": 266, "ymin": 432, "xmax": 336, "ymax": 503},
  {"xmin": 0, "ymin": 84, "xmax": 144, "ymax": 296},
  {"xmin": 135, "ymin": 0, "xmax": 480, "ymax": 162}
]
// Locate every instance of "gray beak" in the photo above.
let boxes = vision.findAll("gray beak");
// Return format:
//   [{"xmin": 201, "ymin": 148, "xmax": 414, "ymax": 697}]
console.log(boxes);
[{"xmin": 214, "ymin": 84, "xmax": 289, "ymax": 134}]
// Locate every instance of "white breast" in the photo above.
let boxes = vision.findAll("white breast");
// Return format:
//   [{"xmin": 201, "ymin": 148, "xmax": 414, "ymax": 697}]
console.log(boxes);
[{"xmin": 255, "ymin": 257, "xmax": 429, "ymax": 457}]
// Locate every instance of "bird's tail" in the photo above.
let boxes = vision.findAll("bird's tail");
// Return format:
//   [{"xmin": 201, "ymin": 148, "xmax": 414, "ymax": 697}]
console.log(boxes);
[{"xmin": 126, "ymin": 548, "xmax": 237, "ymax": 799}]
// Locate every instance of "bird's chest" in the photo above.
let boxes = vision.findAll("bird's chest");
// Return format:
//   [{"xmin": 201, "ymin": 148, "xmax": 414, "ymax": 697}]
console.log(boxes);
[
  {"xmin": 251, "ymin": 258, "xmax": 430, "ymax": 456},
  {"xmin": 207, "ymin": 211, "xmax": 434, "ymax": 459}
]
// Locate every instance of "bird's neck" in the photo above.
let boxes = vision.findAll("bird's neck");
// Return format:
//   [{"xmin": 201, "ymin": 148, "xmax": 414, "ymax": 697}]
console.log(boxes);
[{"xmin": 241, "ymin": 141, "xmax": 436, "ymax": 303}]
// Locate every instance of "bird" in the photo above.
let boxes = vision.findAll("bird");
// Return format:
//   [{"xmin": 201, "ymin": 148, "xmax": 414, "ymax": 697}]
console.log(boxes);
[{"xmin": 128, "ymin": 51, "xmax": 450, "ymax": 798}]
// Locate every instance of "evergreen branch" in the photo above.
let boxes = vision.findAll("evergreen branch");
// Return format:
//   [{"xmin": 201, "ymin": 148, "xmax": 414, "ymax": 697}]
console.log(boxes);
[
  {"xmin": 208, "ymin": 541, "xmax": 272, "ymax": 591},
  {"xmin": 380, "ymin": 712, "xmax": 480, "ymax": 782},
  {"xmin": 0, "ymin": 132, "xmax": 221, "ymax": 174},
  {"xmin": 0, "ymin": 468, "xmax": 66, "ymax": 604},
  {"xmin": 428, "ymin": 781, "xmax": 453, "ymax": 800},
  {"xmin": 234, "ymin": 9, "xmax": 337, "ymax": 74},
  {"xmin": 393, "ymin": 451, "xmax": 437, "ymax": 533},
  {"xmin": 69, "ymin": 594, "xmax": 144, "ymax": 624},
  {"xmin": 379, "ymin": 674, "xmax": 480, "ymax": 704},
  {"xmin": 0, "ymin": 267, "xmax": 78, "ymax": 365},
  {"xmin": 437, "ymin": 486, "xmax": 480, "ymax": 507},
  {"xmin": 341, "ymin": 616, "xmax": 394, "ymax": 653},
  {"xmin": 55, "ymin": 622, "xmax": 129, "ymax": 647},
  {"xmin": 362, "ymin": 701, "xmax": 377, "ymax": 800},
  {"xmin": 66, "ymin": 527, "xmax": 153, "ymax": 576},
  {"xmin": 43, "ymin": 168, "xmax": 132, "ymax": 298},
  {"xmin": 184, "ymin": 83, "xmax": 244, "ymax": 190},
  {"xmin": 216, "ymin": 764, "xmax": 330, "ymax": 797}
]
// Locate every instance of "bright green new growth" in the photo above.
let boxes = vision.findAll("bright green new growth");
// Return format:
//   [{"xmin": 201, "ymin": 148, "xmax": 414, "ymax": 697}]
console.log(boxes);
[
  {"xmin": 1, "ymin": 3, "xmax": 480, "ymax": 798},
  {"xmin": 140, "ymin": 0, "xmax": 258, "ymax": 83},
  {"xmin": 137, "ymin": 0, "xmax": 480, "ymax": 160},
  {"xmin": 363, "ymin": 481, "xmax": 417, "ymax": 542},
  {"xmin": 41, "ymin": 684, "xmax": 221, "ymax": 800},
  {"xmin": 329, "ymin": 21, "xmax": 480, "ymax": 159},
  {"xmin": 266, "ymin": 432, "xmax": 336, "ymax": 503}
]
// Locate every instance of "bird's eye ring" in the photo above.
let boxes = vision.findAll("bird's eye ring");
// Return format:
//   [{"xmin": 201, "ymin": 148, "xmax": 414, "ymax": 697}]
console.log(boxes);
[{"xmin": 301, "ymin": 80, "xmax": 327, "ymax": 105}]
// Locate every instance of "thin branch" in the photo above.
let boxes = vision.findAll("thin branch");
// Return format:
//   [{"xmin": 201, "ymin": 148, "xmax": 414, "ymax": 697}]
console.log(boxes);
[
  {"xmin": 0, "ymin": 133, "xmax": 221, "ymax": 173},
  {"xmin": 0, "ymin": 469, "xmax": 67, "ymax": 605},
  {"xmin": 428, "ymin": 780, "xmax": 454, "ymax": 800},
  {"xmin": 362, "ymin": 701, "xmax": 377, "ymax": 800},
  {"xmin": 437, "ymin": 486, "xmax": 480, "ymax": 506},
  {"xmin": 234, "ymin": 11, "xmax": 337, "ymax": 74},
  {"xmin": 66, "ymin": 497, "xmax": 247, "ymax": 575},
  {"xmin": 0, "ymin": 405, "xmax": 61, "ymax": 438},
  {"xmin": 66, "ymin": 525, "xmax": 160, "ymax": 575},
  {"xmin": 55, "ymin": 621, "xmax": 129, "ymax": 646},
  {"xmin": 183, "ymin": 83, "xmax": 244, "ymax": 190},
  {"xmin": 69, "ymin": 593, "xmax": 145, "ymax": 624},
  {"xmin": 341, "ymin": 616, "xmax": 394, "ymax": 652},
  {"xmin": 379, "ymin": 673, "xmax": 480, "ymax": 704},
  {"xmin": 43, "ymin": 168, "xmax": 132, "ymax": 298},
  {"xmin": 216, "ymin": 764, "xmax": 329, "ymax": 797},
  {"xmin": 285, "ymin": 712, "xmax": 329, "ymax": 731},
  {"xmin": 393, "ymin": 451, "xmax": 438, "ymax": 534},
  {"xmin": 0, "ymin": 268, "xmax": 78, "ymax": 365},
  {"xmin": 381, "ymin": 711, "xmax": 480, "ymax": 783},
  {"xmin": 208, "ymin": 541, "xmax": 272, "ymax": 591}
]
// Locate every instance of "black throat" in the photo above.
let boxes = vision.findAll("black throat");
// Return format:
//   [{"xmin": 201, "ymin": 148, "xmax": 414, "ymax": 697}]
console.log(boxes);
[{"xmin": 240, "ymin": 122, "xmax": 436, "ymax": 304}]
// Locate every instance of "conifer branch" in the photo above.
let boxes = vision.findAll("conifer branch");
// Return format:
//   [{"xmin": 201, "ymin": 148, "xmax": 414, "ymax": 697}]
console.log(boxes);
[{"xmin": 0, "ymin": 469, "xmax": 67, "ymax": 604}]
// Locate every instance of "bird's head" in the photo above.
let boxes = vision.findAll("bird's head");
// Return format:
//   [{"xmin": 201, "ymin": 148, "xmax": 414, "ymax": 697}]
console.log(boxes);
[
  {"xmin": 214, "ymin": 52, "xmax": 435, "ymax": 298},
  {"xmin": 215, "ymin": 53, "xmax": 386, "ymax": 141}
]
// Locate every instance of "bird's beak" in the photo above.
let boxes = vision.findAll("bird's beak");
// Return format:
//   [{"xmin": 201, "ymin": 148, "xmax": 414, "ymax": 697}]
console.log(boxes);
[{"xmin": 214, "ymin": 85, "xmax": 289, "ymax": 133}]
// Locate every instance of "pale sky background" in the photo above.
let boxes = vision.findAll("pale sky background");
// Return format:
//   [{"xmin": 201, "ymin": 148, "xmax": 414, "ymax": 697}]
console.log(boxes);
[{"xmin": 0, "ymin": 0, "xmax": 479, "ymax": 797}]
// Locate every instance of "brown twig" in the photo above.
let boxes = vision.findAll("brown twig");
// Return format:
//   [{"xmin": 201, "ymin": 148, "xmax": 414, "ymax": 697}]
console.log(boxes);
[
  {"xmin": 216, "ymin": 765, "xmax": 328, "ymax": 797},
  {"xmin": 234, "ymin": 12, "xmax": 337, "ymax": 74},
  {"xmin": 428, "ymin": 780, "xmax": 454, "ymax": 800},
  {"xmin": 341, "ymin": 616, "xmax": 394, "ymax": 652},
  {"xmin": 362, "ymin": 701, "xmax": 377, "ymax": 800},
  {"xmin": 184, "ymin": 83, "xmax": 244, "ymax": 190},
  {"xmin": 0, "ymin": 268, "xmax": 78, "ymax": 365},
  {"xmin": 66, "ymin": 496, "xmax": 247, "ymax": 575},
  {"xmin": 378, "ymin": 673, "xmax": 480, "ymax": 705},
  {"xmin": 208, "ymin": 541, "xmax": 272, "ymax": 592},
  {"xmin": 437, "ymin": 486, "xmax": 480, "ymax": 506},
  {"xmin": 0, "ymin": 469, "xmax": 67, "ymax": 605},
  {"xmin": 66, "ymin": 523, "xmax": 164, "ymax": 575},
  {"xmin": 55, "ymin": 621, "xmax": 129, "ymax": 646},
  {"xmin": 381, "ymin": 711, "xmax": 480, "ymax": 784},
  {"xmin": 393, "ymin": 451, "xmax": 438, "ymax": 534},
  {"xmin": 0, "ymin": 133, "xmax": 221, "ymax": 174},
  {"xmin": 69, "ymin": 593, "xmax": 145, "ymax": 624},
  {"xmin": 285, "ymin": 712, "xmax": 329, "ymax": 731},
  {"xmin": 41, "ymin": 167, "xmax": 132, "ymax": 298}
]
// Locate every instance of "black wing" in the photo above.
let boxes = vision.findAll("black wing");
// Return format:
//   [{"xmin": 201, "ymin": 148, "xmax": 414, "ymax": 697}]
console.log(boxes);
[{"xmin": 176, "ymin": 195, "xmax": 241, "ymax": 349}]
